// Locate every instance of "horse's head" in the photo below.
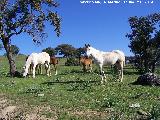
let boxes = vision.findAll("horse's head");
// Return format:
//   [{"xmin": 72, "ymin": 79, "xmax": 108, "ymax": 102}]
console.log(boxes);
[
  {"xmin": 85, "ymin": 44, "xmax": 92, "ymax": 57},
  {"xmin": 22, "ymin": 66, "xmax": 28, "ymax": 77}
]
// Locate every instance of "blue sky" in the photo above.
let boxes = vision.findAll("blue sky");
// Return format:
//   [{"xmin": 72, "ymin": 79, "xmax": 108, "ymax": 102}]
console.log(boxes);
[{"xmin": 1, "ymin": 0, "xmax": 160, "ymax": 56}]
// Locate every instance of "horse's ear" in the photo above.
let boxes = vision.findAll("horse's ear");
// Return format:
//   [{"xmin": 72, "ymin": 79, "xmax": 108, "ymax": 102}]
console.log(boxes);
[
  {"xmin": 88, "ymin": 44, "xmax": 90, "ymax": 47},
  {"xmin": 85, "ymin": 44, "xmax": 88, "ymax": 47},
  {"xmin": 85, "ymin": 44, "xmax": 90, "ymax": 48}
]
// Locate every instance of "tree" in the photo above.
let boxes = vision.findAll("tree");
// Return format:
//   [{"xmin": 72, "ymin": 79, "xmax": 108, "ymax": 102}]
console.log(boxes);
[
  {"xmin": 126, "ymin": 13, "xmax": 160, "ymax": 73},
  {"xmin": 75, "ymin": 47, "xmax": 85, "ymax": 58},
  {"xmin": 10, "ymin": 44, "xmax": 20, "ymax": 56},
  {"xmin": 55, "ymin": 44, "xmax": 76, "ymax": 58},
  {"xmin": 42, "ymin": 47, "xmax": 56, "ymax": 56},
  {"xmin": 0, "ymin": 0, "xmax": 61, "ymax": 76},
  {"xmin": 3, "ymin": 44, "xmax": 19, "ymax": 60}
]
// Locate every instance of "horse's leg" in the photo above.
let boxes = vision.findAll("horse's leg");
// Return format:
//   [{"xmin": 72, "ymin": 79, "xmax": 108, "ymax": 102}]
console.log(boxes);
[
  {"xmin": 99, "ymin": 64, "xmax": 106, "ymax": 84},
  {"xmin": 89, "ymin": 63, "xmax": 92, "ymax": 73},
  {"xmin": 35, "ymin": 65, "xmax": 38, "ymax": 74},
  {"xmin": 85, "ymin": 65, "xmax": 87, "ymax": 72},
  {"xmin": 32, "ymin": 63, "xmax": 37, "ymax": 78},
  {"xmin": 40, "ymin": 64, "xmax": 43, "ymax": 74},
  {"xmin": 120, "ymin": 61, "xmax": 123, "ymax": 82},
  {"xmin": 30, "ymin": 64, "xmax": 33, "ymax": 77},
  {"xmin": 45, "ymin": 62, "xmax": 51, "ymax": 77},
  {"xmin": 49, "ymin": 63, "xmax": 51, "ymax": 76},
  {"xmin": 28, "ymin": 64, "xmax": 31, "ymax": 75},
  {"xmin": 45, "ymin": 63, "xmax": 48, "ymax": 76},
  {"xmin": 115, "ymin": 62, "xmax": 123, "ymax": 82},
  {"xmin": 54, "ymin": 64, "xmax": 57, "ymax": 75},
  {"xmin": 82, "ymin": 64, "xmax": 85, "ymax": 72}
]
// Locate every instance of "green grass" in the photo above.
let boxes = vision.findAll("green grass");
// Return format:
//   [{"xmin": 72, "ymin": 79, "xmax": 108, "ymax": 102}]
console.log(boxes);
[{"xmin": 0, "ymin": 56, "xmax": 160, "ymax": 119}]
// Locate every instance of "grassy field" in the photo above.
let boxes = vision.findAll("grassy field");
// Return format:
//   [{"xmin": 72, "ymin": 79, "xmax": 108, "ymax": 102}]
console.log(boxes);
[{"xmin": 0, "ymin": 56, "xmax": 160, "ymax": 119}]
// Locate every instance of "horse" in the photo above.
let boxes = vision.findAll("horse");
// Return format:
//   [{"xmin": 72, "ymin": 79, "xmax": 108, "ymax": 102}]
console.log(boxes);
[
  {"xmin": 85, "ymin": 44, "xmax": 125, "ymax": 84},
  {"xmin": 50, "ymin": 56, "xmax": 58, "ymax": 75},
  {"xmin": 25, "ymin": 55, "xmax": 42, "ymax": 75},
  {"xmin": 80, "ymin": 56, "xmax": 93, "ymax": 72},
  {"xmin": 23, "ymin": 52, "xmax": 51, "ymax": 78}
]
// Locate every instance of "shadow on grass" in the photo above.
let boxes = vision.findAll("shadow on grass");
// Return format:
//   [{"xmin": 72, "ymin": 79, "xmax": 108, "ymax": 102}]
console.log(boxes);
[
  {"xmin": 57, "ymin": 69, "xmax": 82, "ymax": 75},
  {"xmin": 41, "ymin": 80, "xmax": 98, "ymax": 85},
  {"xmin": 4, "ymin": 71, "xmax": 23, "ymax": 78},
  {"xmin": 123, "ymin": 70, "xmax": 139, "ymax": 75},
  {"xmin": 41, "ymin": 79, "xmax": 100, "ymax": 91},
  {"xmin": 59, "ymin": 69, "xmax": 99, "ymax": 75}
]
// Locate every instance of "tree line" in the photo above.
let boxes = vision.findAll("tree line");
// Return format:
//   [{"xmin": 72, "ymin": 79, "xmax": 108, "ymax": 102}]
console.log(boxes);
[{"xmin": 42, "ymin": 44, "xmax": 85, "ymax": 58}]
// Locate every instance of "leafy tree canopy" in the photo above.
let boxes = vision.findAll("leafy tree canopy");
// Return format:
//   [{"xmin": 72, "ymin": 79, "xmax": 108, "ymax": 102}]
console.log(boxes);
[
  {"xmin": 42, "ymin": 47, "xmax": 56, "ymax": 56},
  {"xmin": 126, "ymin": 13, "xmax": 160, "ymax": 73},
  {"xmin": 0, "ymin": 0, "xmax": 61, "ymax": 76},
  {"xmin": 55, "ymin": 44, "xmax": 76, "ymax": 58},
  {"xmin": 10, "ymin": 44, "xmax": 20, "ymax": 56}
]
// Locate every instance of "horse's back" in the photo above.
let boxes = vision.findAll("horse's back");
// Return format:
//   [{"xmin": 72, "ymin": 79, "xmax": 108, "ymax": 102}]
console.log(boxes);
[
  {"xmin": 27, "ymin": 52, "xmax": 50, "ymax": 64},
  {"xmin": 27, "ymin": 53, "xmax": 38, "ymax": 62},
  {"xmin": 85, "ymin": 58, "xmax": 92, "ymax": 65},
  {"xmin": 113, "ymin": 50, "xmax": 125, "ymax": 57},
  {"xmin": 37, "ymin": 52, "xmax": 50, "ymax": 63},
  {"xmin": 80, "ymin": 56, "xmax": 92, "ymax": 65}
]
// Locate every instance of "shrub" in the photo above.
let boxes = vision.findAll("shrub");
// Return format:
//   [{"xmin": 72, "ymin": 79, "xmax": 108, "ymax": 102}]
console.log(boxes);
[{"xmin": 65, "ymin": 58, "xmax": 79, "ymax": 66}]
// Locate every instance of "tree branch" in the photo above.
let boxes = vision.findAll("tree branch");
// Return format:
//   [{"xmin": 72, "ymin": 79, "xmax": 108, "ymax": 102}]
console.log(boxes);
[{"xmin": 8, "ymin": 26, "xmax": 24, "ymax": 38}]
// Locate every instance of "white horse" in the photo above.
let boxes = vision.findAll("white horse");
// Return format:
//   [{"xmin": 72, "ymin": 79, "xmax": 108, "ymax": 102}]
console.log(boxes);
[
  {"xmin": 85, "ymin": 44, "xmax": 125, "ymax": 84},
  {"xmin": 23, "ymin": 52, "xmax": 51, "ymax": 78}
]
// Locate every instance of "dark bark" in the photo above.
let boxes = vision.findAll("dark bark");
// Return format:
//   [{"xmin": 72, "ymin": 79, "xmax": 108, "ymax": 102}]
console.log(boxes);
[
  {"xmin": 151, "ymin": 63, "xmax": 156, "ymax": 73},
  {"xmin": 144, "ymin": 60, "xmax": 149, "ymax": 73},
  {"xmin": 2, "ymin": 37, "xmax": 17, "ymax": 77},
  {"xmin": 151, "ymin": 60, "xmax": 157, "ymax": 73}
]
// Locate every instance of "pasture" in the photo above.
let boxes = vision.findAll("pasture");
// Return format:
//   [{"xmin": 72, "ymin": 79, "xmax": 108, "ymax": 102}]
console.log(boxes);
[{"xmin": 0, "ymin": 56, "xmax": 160, "ymax": 119}]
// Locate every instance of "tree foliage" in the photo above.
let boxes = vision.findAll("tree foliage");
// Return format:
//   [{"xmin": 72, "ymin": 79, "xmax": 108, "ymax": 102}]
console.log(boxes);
[
  {"xmin": 126, "ymin": 13, "xmax": 160, "ymax": 73},
  {"xmin": 10, "ymin": 44, "xmax": 20, "ymax": 56},
  {"xmin": 75, "ymin": 47, "xmax": 85, "ymax": 58},
  {"xmin": 0, "ymin": 0, "xmax": 61, "ymax": 42},
  {"xmin": 42, "ymin": 47, "xmax": 56, "ymax": 56},
  {"xmin": 0, "ymin": 0, "xmax": 61, "ymax": 76},
  {"xmin": 55, "ymin": 44, "xmax": 76, "ymax": 58}
]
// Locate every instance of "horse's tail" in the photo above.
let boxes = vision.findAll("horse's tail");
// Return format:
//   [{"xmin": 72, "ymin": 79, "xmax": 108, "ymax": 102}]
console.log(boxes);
[{"xmin": 113, "ymin": 50, "xmax": 125, "ymax": 66}]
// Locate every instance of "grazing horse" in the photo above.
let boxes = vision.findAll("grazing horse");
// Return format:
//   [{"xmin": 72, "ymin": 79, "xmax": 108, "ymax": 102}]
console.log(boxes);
[
  {"xmin": 23, "ymin": 52, "xmax": 51, "ymax": 78},
  {"xmin": 25, "ymin": 55, "xmax": 42, "ymax": 75},
  {"xmin": 80, "ymin": 56, "xmax": 92, "ymax": 72},
  {"xmin": 50, "ymin": 56, "xmax": 58, "ymax": 75},
  {"xmin": 85, "ymin": 44, "xmax": 125, "ymax": 84}
]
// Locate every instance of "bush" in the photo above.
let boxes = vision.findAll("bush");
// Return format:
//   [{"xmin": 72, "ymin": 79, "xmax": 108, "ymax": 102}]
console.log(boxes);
[{"xmin": 65, "ymin": 57, "xmax": 79, "ymax": 66}]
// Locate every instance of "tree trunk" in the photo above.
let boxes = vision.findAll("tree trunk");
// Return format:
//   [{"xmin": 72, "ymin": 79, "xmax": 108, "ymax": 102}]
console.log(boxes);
[
  {"xmin": 151, "ymin": 62, "xmax": 156, "ymax": 73},
  {"xmin": 144, "ymin": 61, "xmax": 149, "ymax": 73},
  {"xmin": 2, "ymin": 37, "xmax": 17, "ymax": 77}
]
